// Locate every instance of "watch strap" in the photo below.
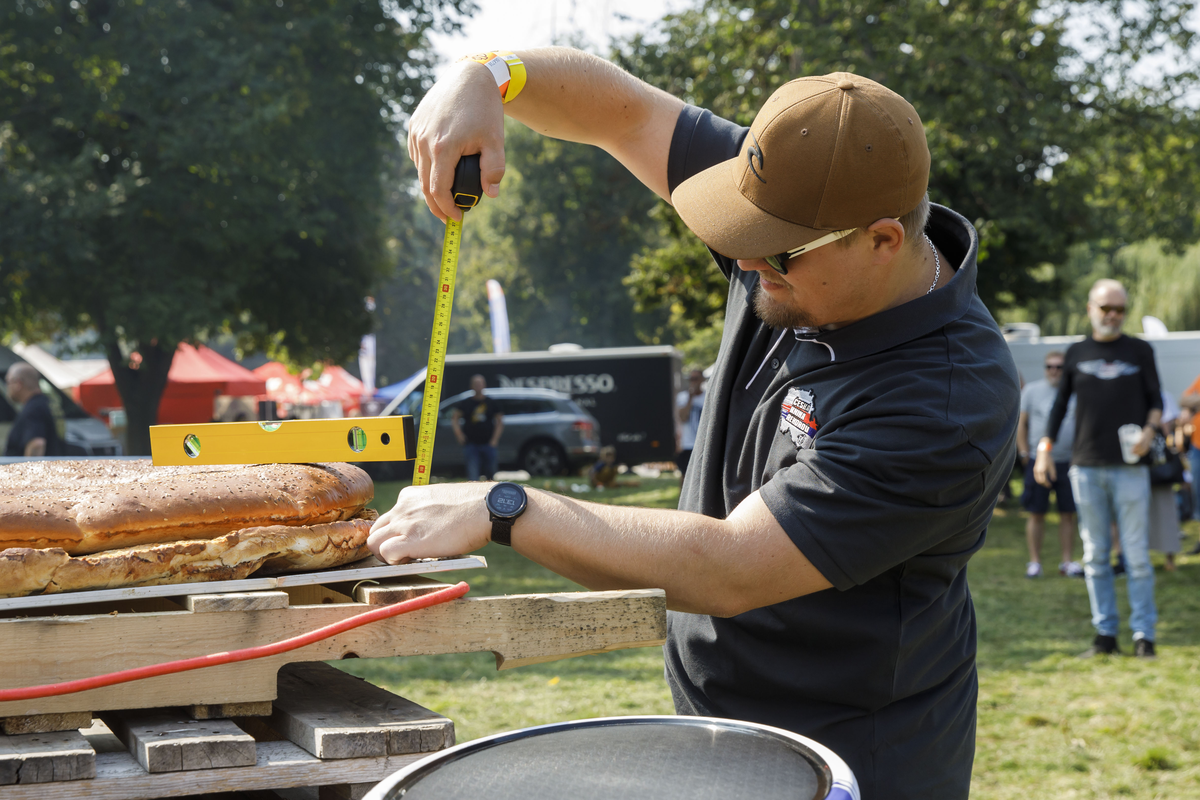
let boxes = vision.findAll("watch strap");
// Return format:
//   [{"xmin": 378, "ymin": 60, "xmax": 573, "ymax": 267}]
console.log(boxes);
[{"xmin": 491, "ymin": 517, "xmax": 514, "ymax": 547}]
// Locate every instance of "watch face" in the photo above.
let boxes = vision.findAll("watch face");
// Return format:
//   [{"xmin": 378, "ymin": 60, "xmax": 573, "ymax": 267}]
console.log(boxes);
[{"xmin": 488, "ymin": 482, "xmax": 526, "ymax": 518}]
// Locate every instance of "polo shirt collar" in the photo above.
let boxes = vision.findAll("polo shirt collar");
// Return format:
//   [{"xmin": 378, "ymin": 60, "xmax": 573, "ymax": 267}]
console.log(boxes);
[{"xmin": 797, "ymin": 204, "xmax": 980, "ymax": 363}]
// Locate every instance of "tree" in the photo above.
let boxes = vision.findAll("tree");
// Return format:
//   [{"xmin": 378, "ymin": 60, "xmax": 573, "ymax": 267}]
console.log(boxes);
[
  {"xmin": 1000, "ymin": 239, "xmax": 1200, "ymax": 336},
  {"xmin": 613, "ymin": 0, "xmax": 1200, "ymax": 326},
  {"xmin": 448, "ymin": 119, "xmax": 669, "ymax": 353},
  {"xmin": 0, "ymin": 0, "xmax": 470, "ymax": 452}
]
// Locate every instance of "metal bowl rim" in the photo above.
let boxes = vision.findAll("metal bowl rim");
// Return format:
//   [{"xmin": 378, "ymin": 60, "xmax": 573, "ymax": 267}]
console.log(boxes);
[{"xmin": 362, "ymin": 714, "xmax": 859, "ymax": 800}]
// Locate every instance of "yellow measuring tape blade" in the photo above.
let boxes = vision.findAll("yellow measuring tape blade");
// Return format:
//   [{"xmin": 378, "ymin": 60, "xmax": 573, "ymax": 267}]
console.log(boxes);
[
  {"xmin": 413, "ymin": 218, "xmax": 463, "ymax": 486},
  {"xmin": 149, "ymin": 417, "xmax": 415, "ymax": 466}
]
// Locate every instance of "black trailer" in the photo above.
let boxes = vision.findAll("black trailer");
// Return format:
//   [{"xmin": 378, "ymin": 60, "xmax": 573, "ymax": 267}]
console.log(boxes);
[
  {"xmin": 443, "ymin": 346, "xmax": 681, "ymax": 465},
  {"xmin": 383, "ymin": 345, "xmax": 682, "ymax": 467}
]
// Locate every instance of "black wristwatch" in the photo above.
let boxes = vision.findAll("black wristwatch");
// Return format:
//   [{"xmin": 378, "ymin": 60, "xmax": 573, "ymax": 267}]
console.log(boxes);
[{"xmin": 485, "ymin": 482, "xmax": 528, "ymax": 547}]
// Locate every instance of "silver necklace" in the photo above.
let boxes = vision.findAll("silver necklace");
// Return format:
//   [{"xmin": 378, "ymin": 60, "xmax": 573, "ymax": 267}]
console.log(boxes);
[{"xmin": 923, "ymin": 233, "xmax": 941, "ymax": 295}]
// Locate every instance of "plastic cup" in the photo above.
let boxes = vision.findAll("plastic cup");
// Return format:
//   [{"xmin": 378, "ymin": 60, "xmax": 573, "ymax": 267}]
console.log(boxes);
[{"xmin": 1118, "ymin": 424, "xmax": 1143, "ymax": 464}]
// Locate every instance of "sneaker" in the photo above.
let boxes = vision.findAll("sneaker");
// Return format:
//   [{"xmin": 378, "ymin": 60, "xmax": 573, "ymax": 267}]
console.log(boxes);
[
  {"xmin": 1134, "ymin": 639, "xmax": 1157, "ymax": 660},
  {"xmin": 1060, "ymin": 561, "xmax": 1085, "ymax": 577},
  {"xmin": 1025, "ymin": 562, "xmax": 1042, "ymax": 578},
  {"xmin": 1112, "ymin": 554, "xmax": 1126, "ymax": 576},
  {"xmin": 1079, "ymin": 634, "xmax": 1120, "ymax": 658}
]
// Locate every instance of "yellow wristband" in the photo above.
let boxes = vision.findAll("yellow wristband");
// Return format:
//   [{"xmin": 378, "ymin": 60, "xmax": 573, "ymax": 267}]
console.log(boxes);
[{"xmin": 459, "ymin": 51, "xmax": 526, "ymax": 104}]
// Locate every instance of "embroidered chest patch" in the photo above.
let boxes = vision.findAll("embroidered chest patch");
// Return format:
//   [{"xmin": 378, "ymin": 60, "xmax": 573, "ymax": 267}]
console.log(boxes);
[{"xmin": 780, "ymin": 387, "xmax": 819, "ymax": 450}]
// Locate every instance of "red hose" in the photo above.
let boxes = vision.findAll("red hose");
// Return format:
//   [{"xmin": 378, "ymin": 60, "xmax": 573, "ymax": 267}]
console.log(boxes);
[{"xmin": 0, "ymin": 581, "xmax": 470, "ymax": 703}]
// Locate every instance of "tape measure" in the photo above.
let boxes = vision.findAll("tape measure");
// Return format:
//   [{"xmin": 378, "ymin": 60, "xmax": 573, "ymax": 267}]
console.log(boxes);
[{"xmin": 413, "ymin": 155, "xmax": 483, "ymax": 486}]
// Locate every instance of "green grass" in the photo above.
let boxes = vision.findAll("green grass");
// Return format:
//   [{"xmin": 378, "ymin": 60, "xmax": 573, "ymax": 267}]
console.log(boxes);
[{"xmin": 343, "ymin": 477, "xmax": 1200, "ymax": 798}]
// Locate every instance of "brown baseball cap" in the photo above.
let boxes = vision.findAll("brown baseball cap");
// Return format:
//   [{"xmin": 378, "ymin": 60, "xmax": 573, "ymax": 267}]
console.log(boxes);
[{"xmin": 671, "ymin": 73, "xmax": 930, "ymax": 260}]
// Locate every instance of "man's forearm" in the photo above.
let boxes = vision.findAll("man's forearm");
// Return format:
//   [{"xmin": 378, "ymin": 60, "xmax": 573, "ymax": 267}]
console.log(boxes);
[
  {"xmin": 23, "ymin": 438, "xmax": 46, "ymax": 457},
  {"xmin": 367, "ymin": 483, "xmax": 832, "ymax": 617},
  {"xmin": 502, "ymin": 48, "xmax": 683, "ymax": 198},
  {"xmin": 511, "ymin": 489, "xmax": 831, "ymax": 617},
  {"xmin": 1146, "ymin": 409, "xmax": 1162, "ymax": 430}
]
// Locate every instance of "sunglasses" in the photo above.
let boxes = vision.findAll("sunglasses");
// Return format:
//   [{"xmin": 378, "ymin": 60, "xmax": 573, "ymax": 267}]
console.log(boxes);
[
  {"xmin": 1045, "ymin": 364, "xmax": 1063, "ymax": 370},
  {"xmin": 764, "ymin": 229, "xmax": 857, "ymax": 275},
  {"xmin": 1094, "ymin": 304, "xmax": 1126, "ymax": 315}
]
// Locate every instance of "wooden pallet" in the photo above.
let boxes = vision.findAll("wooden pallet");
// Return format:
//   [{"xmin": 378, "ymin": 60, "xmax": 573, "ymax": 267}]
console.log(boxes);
[
  {"xmin": 0, "ymin": 575, "xmax": 667, "ymax": 723},
  {"xmin": 0, "ymin": 662, "xmax": 451, "ymax": 799}
]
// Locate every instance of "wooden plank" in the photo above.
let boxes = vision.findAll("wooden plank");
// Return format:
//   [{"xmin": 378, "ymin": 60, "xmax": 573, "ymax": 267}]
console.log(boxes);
[
  {"xmin": 270, "ymin": 663, "xmax": 453, "ymax": 759},
  {"xmin": 0, "ymin": 712, "xmax": 91, "ymax": 736},
  {"xmin": 352, "ymin": 576, "xmax": 451, "ymax": 605},
  {"xmin": 186, "ymin": 592, "xmax": 290, "ymax": 613},
  {"xmin": 0, "ymin": 556, "xmax": 485, "ymax": 614},
  {"xmin": 0, "ymin": 739, "xmax": 419, "ymax": 800},
  {"xmin": 99, "ymin": 711, "xmax": 256, "ymax": 773},
  {"xmin": 0, "ymin": 589, "xmax": 667, "ymax": 717},
  {"xmin": 189, "ymin": 702, "xmax": 274, "ymax": 720},
  {"xmin": 0, "ymin": 730, "xmax": 95, "ymax": 785}
]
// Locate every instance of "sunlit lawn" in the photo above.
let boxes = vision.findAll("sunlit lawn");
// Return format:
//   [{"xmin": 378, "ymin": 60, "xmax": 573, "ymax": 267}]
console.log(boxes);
[{"xmin": 345, "ymin": 475, "xmax": 1200, "ymax": 798}]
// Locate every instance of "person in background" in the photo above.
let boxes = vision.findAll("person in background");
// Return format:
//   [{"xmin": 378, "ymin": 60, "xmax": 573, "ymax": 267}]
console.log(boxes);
[
  {"xmin": 1183, "ymin": 378, "xmax": 1200, "ymax": 536},
  {"xmin": 1036, "ymin": 279, "xmax": 1162, "ymax": 659},
  {"xmin": 451, "ymin": 374, "xmax": 504, "ymax": 481},
  {"xmin": 675, "ymin": 369, "xmax": 705, "ymax": 479},
  {"xmin": 4, "ymin": 362, "xmax": 62, "ymax": 458},
  {"xmin": 1017, "ymin": 350, "xmax": 1082, "ymax": 578},
  {"xmin": 1147, "ymin": 391, "xmax": 1183, "ymax": 570}
]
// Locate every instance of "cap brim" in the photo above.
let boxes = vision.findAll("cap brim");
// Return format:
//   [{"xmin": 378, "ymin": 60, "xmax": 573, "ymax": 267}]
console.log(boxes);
[{"xmin": 671, "ymin": 159, "xmax": 828, "ymax": 260}]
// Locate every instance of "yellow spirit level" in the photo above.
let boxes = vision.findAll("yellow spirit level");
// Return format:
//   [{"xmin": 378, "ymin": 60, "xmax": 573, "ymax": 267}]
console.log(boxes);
[{"xmin": 149, "ymin": 417, "xmax": 415, "ymax": 466}]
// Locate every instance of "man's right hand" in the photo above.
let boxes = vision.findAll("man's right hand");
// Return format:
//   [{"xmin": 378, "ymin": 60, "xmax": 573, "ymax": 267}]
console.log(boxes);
[
  {"xmin": 407, "ymin": 60, "xmax": 508, "ymax": 222},
  {"xmin": 1033, "ymin": 449, "xmax": 1056, "ymax": 488}
]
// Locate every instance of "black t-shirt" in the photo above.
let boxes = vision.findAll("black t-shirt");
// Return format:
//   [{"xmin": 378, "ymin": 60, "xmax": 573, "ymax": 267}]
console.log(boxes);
[
  {"xmin": 1045, "ymin": 335, "xmax": 1162, "ymax": 466},
  {"xmin": 5, "ymin": 393, "xmax": 61, "ymax": 457},
  {"xmin": 454, "ymin": 395, "xmax": 502, "ymax": 445},
  {"xmin": 664, "ymin": 105, "xmax": 1020, "ymax": 800}
]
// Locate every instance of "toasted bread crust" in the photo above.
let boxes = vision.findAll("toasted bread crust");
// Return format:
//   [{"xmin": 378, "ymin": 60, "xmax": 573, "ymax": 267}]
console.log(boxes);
[
  {"xmin": 0, "ymin": 461, "xmax": 373, "ymax": 555},
  {"xmin": 0, "ymin": 511, "xmax": 378, "ymax": 598}
]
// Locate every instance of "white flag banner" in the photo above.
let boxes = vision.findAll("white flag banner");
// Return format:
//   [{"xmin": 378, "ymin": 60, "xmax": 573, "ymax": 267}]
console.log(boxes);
[
  {"xmin": 358, "ymin": 334, "xmax": 377, "ymax": 396},
  {"xmin": 486, "ymin": 279, "xmax": 511, "ymax": 354}
]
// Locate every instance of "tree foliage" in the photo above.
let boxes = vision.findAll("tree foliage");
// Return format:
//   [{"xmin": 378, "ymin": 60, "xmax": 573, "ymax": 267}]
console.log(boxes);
[
  {"xmin": 0, "ymin": 0, "xmax": 468, "ymax": 451},
  {"xmin": 613, "ymin": 0, "xmax": 1200, "ymax": 323},
  {"xmin": 448, "ymin": 119, "xmax": 668, "ymax": 354},
  {"xmin": 1002, "ymin": 239, "xmax": 1200, "ymax": 337}
]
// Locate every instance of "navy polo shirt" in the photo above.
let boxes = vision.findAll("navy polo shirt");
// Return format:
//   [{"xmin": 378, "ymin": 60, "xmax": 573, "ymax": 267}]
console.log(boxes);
[{"xmin": 664, "ymin": 105, "xmax": 1020, "ymax": 800}]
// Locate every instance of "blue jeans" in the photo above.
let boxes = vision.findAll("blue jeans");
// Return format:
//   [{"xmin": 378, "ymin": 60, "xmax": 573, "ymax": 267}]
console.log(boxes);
[
  {"xmin": 1069, "ymin": 465, "xmax": 1156, "ymax": 641},
  {"xmin": 464, "ymin": 443, "xmax": 498, "ymax": 481}
]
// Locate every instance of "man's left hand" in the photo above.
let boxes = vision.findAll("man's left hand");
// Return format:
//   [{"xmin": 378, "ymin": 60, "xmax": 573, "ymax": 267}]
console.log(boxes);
[{"xmin": 368, "ymin": 483, "xmax": 492, "ymax": 564}]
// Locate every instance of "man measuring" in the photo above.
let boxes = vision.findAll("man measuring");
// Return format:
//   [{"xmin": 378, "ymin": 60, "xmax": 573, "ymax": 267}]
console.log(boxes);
[{"xmin": 370, "ymin": 47, "xmax": 1019, "ymax": 800}]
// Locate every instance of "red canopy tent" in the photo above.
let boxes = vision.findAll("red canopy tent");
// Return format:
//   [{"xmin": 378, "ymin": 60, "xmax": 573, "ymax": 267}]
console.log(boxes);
[
  {"xmin": 254, "ymin": 363, "xmax": 364, "ymax": 416},
  {"xmin": 76, "ymin": 344, "xmax": 266, "ymax": 424}
]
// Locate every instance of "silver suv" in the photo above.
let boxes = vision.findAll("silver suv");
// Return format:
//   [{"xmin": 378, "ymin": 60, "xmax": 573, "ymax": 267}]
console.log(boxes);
[{"xmin": 370, "ymin": 387, "xmax": 600, "ymax": 479}]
